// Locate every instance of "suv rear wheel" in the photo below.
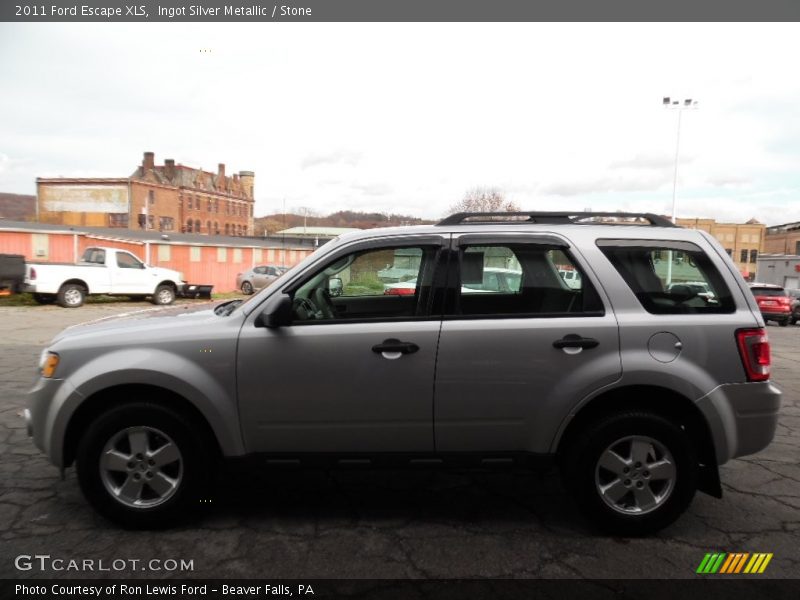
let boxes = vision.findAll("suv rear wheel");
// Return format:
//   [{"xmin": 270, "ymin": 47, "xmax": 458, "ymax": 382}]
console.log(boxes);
[
  {"xmin": 562, "ymin": 410, "xmax": 697, "ymax": 536},
  {"xmin": 76, "ymin": 402, "xmax": 211, "ymax": 528}
]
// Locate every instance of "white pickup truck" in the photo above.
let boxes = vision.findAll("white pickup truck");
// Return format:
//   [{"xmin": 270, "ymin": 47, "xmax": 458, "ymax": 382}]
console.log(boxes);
[{"xmin": 24, "ymin": 246, "xmax": 185, "ymax": 308}]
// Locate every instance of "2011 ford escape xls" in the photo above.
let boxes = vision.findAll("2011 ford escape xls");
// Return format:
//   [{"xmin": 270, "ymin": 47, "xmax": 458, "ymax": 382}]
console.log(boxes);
[{"xmin": 25, "ymin": 212, "xmax": 781, "ymax": 534}]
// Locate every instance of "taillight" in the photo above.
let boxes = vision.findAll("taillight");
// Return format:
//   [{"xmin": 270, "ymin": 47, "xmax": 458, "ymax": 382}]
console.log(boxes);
[
  {"xmin": 29, "ymin": 267, "xmax": 36, "ymax": 280},
  {"xmin": 736, "ymin": 328, "xmax": 771, "ymax": 382},
  {"xmin": 384, "ymin": 287, "xmax": 415, "ymax": 296},
  {"xmin": 779, "ymin": 296, "xmax": 792, "ymax": 306}
]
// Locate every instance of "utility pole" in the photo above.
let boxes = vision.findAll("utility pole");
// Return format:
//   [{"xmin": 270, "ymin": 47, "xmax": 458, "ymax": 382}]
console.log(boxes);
[{"xmin": 663, "ymin": 96, "xmax": 699, "ymax": 285}]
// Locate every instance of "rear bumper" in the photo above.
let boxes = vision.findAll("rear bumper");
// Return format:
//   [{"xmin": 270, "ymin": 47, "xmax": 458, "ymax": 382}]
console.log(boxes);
[
  {"xmin": 696, "ymin": 381, "xmax": 781, "ymax": 464},
  {"xmin": 759, "ymin": 310, "xmax": 790, "ymax": 320}
]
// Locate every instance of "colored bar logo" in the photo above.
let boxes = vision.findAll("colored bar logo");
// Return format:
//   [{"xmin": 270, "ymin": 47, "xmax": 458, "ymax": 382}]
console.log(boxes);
[{"xmin": 697, "ymin": 552, "xmax": 773, "ymax": 574}]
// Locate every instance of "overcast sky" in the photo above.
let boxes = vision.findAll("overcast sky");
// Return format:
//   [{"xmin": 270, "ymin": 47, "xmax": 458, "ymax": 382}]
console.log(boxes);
[{"xmin": 1, "ymin": 22, "xmax": 799, "ymax": 224}]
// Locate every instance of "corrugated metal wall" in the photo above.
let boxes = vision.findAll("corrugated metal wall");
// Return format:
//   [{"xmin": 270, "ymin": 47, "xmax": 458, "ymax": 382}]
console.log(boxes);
[{"xmin": 1, "ymin": 228, "xmax": 313, "ymax": 292}]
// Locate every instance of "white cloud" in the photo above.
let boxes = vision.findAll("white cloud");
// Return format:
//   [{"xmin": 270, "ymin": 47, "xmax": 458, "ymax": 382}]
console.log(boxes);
[{"xmin": 1, "ymin": 22, "xmax": 800, "ymax": 224}]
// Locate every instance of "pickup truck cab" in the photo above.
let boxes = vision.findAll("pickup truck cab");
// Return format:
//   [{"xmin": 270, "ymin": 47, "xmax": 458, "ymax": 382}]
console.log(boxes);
[{"xmin": 24, "ymin": 246, "xmax": 185, "ymax": 308}]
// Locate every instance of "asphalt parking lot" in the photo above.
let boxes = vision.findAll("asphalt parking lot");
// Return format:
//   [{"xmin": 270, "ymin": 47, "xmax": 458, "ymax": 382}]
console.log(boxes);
[{"xmin": 0, "ymin": 302, "xmax": 798, "ymax": 580}]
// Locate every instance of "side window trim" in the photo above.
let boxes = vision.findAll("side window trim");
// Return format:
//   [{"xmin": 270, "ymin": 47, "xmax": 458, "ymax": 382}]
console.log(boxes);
[
  {"xmin": 285, "ymin": 236, "xmax": 450, "ymax": 325},
  {"xmin": 596, "ymin": 238, "xmax": 736, "ymax": 315},
  {"xmin": 443, "ymin": 236, "xmax": 604, "ymax": 319}
]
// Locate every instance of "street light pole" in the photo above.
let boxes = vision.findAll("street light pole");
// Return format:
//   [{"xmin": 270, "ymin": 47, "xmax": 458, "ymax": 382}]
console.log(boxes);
[
  {"xmin": 663, "ymin": 96, "xmax": 698, "ymax": 285},
  {"xmin": 663, "ymin": 96, "xmax": 698, "ymax": 221}
]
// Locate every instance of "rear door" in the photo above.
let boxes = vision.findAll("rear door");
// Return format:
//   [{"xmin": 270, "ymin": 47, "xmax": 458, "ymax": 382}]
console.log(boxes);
[{"xmin": 434, "ymin": 233, "xmax": 622, "ymax": 453}]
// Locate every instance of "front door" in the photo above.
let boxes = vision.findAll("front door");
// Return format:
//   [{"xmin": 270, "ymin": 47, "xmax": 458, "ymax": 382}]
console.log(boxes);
[
  {"xmin": 111, "ymin": 251, "xmax": 152, "ymax": 294},
  {"xmin": 237, "ymin": 237, "xmax": 447, "ymax": 453}
]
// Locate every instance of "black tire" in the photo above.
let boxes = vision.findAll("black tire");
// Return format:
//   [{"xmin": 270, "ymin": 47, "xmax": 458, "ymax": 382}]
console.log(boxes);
[
  {"xmin": 779, "ymin": 319, "xmax": 789, "ymax": 327},
  {"xmin": 241, "ymin": 281, "xmax": 254, "ymax": 295},
  {"xmin": 561, "ymin": 411, "xmax": 698, "ymax": 536},
  {"xmin": 32, "ymin": 293, "xmax": 56, "ymax": 305},
  {"xmin": 57, "ymin": 283, "xmax": 86, "ymax": 308},
  {"xmin": 151, "ymin": 284, "xmax": 176, "ymax": 305},
  {"xmin": 76, "ymin": 402, "xmax": 211, "ymax": 529}
]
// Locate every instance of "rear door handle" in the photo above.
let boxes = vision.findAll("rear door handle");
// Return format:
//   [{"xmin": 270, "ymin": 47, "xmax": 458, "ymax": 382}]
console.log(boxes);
[
  {"xmin": 372, "ymin": 338, "xmax": 420, "ymax": 357},
  {"xmin": 552, "ymin": 334, "xmax": 599, "ymax": 350}
]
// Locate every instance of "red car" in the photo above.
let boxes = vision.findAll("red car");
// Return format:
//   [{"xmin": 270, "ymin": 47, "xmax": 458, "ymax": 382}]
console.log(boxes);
[{"xmin": 749, "ymin": 283, "xmax": 792, "ymax": 327}]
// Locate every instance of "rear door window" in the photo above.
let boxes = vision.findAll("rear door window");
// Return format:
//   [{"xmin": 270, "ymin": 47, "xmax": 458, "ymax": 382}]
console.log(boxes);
[
  {"xmin": 452, "ymin": 243, "xmax": 603, "ymax": 317},
  {"xmin": 597, "ymin": 240, "xmax": 735, "ymax": 314}
]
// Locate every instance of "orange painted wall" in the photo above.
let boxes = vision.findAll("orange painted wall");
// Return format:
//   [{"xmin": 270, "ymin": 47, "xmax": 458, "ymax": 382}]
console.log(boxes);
[
  {"xmin": 1, "ymin": 229, "xmax": 313, "ymax": 292},
  {"xmin": 0, "ymin": 231, "xmax": 32, "ymax": 256}
]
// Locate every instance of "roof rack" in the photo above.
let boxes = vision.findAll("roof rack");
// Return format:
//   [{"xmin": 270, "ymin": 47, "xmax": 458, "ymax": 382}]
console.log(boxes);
[{"xmin": 436, "ymin": 211, "xmax": 677, "ymax": 228}]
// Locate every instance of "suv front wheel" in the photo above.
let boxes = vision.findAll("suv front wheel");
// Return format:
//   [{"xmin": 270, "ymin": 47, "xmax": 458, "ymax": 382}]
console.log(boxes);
[
  {"xmin": 562, "ymin": 410, "xmax": 698, "ymax": 536},
  {"xmin": 76, "ymin": 402, "xmax": 210, "ymax": 528}
]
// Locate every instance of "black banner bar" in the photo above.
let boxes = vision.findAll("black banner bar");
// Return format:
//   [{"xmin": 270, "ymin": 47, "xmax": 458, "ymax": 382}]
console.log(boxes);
[
  {"xmin": 2, "ymin": 579, "xmax": 800, "ymax": 600},
  {"xmin": 4, "ymin": 0, "xmax": 800, "ymax": 23}
]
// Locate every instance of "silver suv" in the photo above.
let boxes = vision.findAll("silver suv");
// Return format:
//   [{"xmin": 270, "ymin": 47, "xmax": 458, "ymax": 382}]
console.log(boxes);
[{"xmin": 26, "ymin": 212, "xmax": 781, "ymax": 535}]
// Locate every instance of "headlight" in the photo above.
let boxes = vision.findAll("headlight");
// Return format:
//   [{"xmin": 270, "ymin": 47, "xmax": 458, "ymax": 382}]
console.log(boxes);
[{"xmin": 39, "ymin": 350, "xmax": 60, "ymax": 378}]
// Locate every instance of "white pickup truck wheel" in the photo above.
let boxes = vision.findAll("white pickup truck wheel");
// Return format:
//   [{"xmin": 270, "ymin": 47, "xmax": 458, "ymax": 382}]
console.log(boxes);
[
  {"xmin": 57, "ymin": 283, "xmax": 86, "ymax": 308},
  {"xmin": 152, "ymin": 284, "xmax": 176, "ymax": 305}
]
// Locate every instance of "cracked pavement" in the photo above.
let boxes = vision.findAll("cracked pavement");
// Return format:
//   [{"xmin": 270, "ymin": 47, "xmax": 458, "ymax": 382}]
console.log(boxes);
[{"xmin": 0, "ymin": 303, "xmax": 798, "ymax": 579}]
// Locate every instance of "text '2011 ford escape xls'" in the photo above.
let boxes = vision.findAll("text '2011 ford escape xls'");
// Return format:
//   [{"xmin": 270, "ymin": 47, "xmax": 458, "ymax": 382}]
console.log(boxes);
[{"xmin": 26, "ymin": 212, "xmax": 781, "ymax": 535}]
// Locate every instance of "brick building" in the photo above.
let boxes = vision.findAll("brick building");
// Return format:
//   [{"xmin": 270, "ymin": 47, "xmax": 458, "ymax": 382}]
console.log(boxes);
[
  {"xmin": 36, "ymin": 152, "xmax": 255, "ymax": 236},
  {"xmin": 677, "ymin": 217, "xmax": 765, "ymax": 280},
  {"xmin": 763, "ymin": 221, "xmax": 800, "ymax": 256}
]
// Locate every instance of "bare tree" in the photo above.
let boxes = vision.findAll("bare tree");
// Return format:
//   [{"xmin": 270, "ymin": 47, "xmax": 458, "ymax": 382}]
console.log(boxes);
[{"xmin": 448, "ymin": 187, "xmax": 520, "ymax": 215}]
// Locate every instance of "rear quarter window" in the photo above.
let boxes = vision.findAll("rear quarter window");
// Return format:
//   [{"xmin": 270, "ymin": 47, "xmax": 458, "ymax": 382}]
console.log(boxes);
[{"xmin": 597, "ymin": 239, "xmax": 736, "ymax": 314}]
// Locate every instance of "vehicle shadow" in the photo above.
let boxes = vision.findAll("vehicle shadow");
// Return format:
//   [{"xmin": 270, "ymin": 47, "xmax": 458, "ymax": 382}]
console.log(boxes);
[{"xmin": 199, "ymin": 466, "xmax": 587, "ymax": 534}]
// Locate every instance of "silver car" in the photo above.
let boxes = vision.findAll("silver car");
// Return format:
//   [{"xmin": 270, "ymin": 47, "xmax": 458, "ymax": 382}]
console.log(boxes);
[
  {"xmin": 235, "ymin": 264, "xmax": 286, "ymax": 294},
  {"xmin": 26, "ymin": 211, "xmax": 781, "ymax": 534}
]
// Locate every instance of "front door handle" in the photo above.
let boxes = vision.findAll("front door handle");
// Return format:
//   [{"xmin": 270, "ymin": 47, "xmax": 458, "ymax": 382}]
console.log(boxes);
[
  {"xmin": 372, "ymin": 338, "xmax": 420, "ymax": 357},
  {"xmin": 553, "ymin": 334, "xmax": 599, "ymax": 350}
]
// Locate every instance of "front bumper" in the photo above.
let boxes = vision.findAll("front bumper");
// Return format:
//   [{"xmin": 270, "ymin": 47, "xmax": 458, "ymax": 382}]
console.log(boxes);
[
  {"xmin": 696, "ymin": 381, "xmax": 781, "ymax": 464},
  {"xmin": 23, "ymin": 408, "xmax": 32, "ymax": 436},
  {"xmin": 27, "ymin": 376, "xmax": 82, "ymax": 467}
]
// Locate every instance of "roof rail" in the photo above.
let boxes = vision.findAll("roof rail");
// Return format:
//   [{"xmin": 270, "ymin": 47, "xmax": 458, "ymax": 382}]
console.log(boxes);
[{"xmin": 437, "ymin": 211, "xmax": 677, "ymax": 227}]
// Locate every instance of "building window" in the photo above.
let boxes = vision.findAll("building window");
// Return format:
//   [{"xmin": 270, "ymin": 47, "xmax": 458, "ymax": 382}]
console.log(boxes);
[
  {"xmin": 217, "ymin": 247, "xmax": 227, "ymax": 262},
  {"xmin": 194, "ymin": 219, "xmax": 201, "ymax": 233},
  {"xmin": 158, "ymin": 244, "xmax": 171, "ymax": 262},
  {"xmin": 159, "ymin": 216, "xmax": 174, "ymax": 231},
  {"xmin": 148, "ymin": 190, "xmax": 155, "ymax": 205},
  {"xmin": 109, "ymin": 213, "xmax": 129, "ymax": 227},
  {"xmin": 225, "ymin": 223, "xmax": 230, "ymax": 235},
  {"xmin": 214, "ymin": 221, "xmax": 219, "ymax": 235},
  {"xmin": 187, "ymin": 197, "xmax": 193, "ymax": 210},
  {"xmin": 190, "ymin": 246, "xmax": 202, "ymax": 262},
  {"xmin": 186, "ymin": 219, "xmax": 193, "ymax": 233},
  {"xmin": 795, "ymin": 241, "xmax": 800, "ymax": 255},
  {"xmin": 233, "ymin": 248, "xmax": 243, "ymax": 263},
  {"xmin": 740, "ymin": 249, "xmax": 748, "ymax": 263},
  {"xmin": 725, "ymin": 248, "xmax": 733, "ymax": 256},
  {"xmin": 750, "ymin": 249, "xmax": 758, "ymax": 264},
  {"xmin": 207, "ymin": 220, "xmax": 211, "ymax": 233}
]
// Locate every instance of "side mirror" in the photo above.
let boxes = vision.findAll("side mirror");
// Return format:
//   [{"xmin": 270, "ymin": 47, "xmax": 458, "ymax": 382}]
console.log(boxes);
[
  {"xmin": 255, "ymin": 295, "xmax": 293, "ymax": 328},
  {"xmin": 328, "ymin": 277, "xmax": 343, "ymax": 297}
]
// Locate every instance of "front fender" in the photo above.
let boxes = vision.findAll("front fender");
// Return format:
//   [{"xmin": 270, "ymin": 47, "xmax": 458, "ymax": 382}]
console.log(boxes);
[{"xmin": 49, "ymin": 348, "xmax": 245, "ymax": 466}]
